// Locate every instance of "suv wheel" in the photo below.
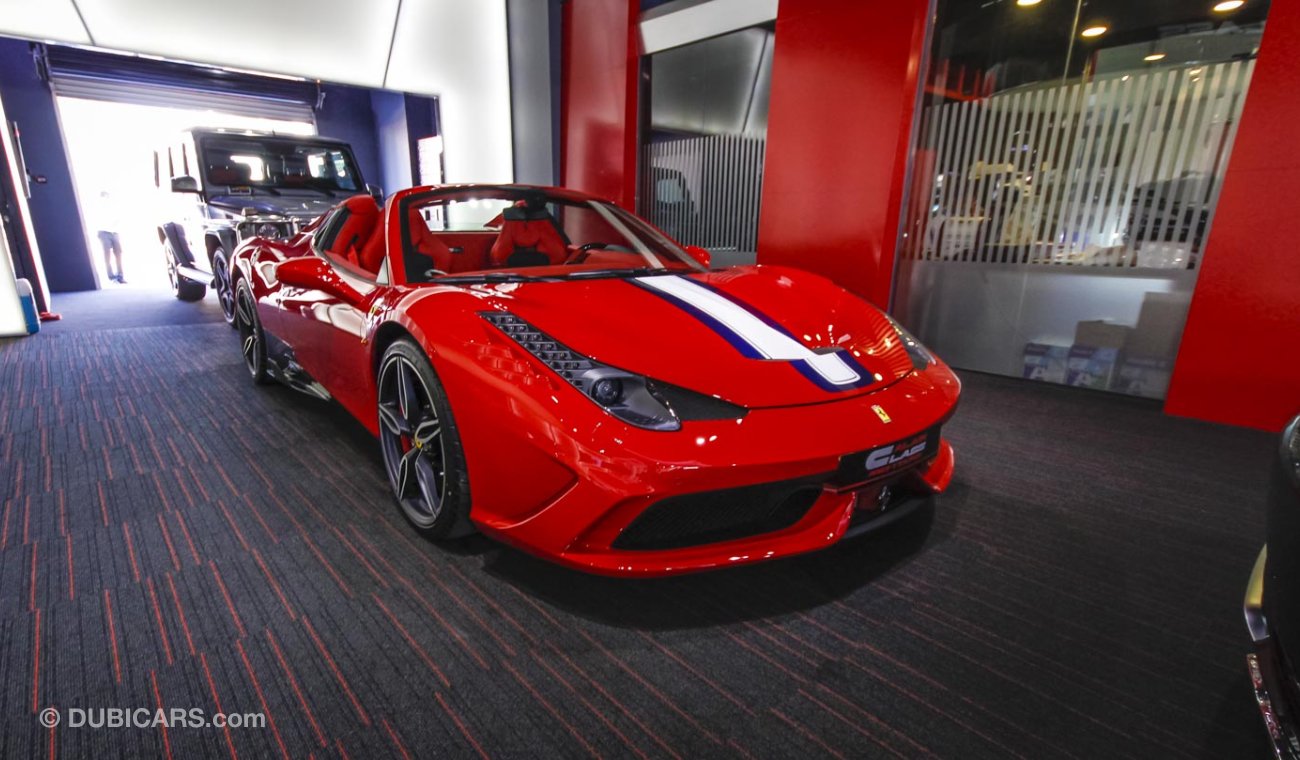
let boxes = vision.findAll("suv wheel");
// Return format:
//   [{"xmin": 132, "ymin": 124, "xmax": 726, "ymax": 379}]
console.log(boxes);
[
  {"xmin": 212, "ymin": 248, "xmax": 236, "ymax": 327},
  {"xmin": 163, "ymin": 240, "xmax": 206, "ymax": 302}
]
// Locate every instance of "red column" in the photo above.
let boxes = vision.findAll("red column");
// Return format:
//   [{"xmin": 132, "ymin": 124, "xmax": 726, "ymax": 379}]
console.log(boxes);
[
  {"xmin": 755, "ymin": 0, "xmax": 929, "ymax": 308},
  {"xmin": 1164, "ymin": 1, "xmax": 1300, "ymax": 431},
  {"xmin": 560, "ymin": 0, "xmax": 639, "ymax": 209}
]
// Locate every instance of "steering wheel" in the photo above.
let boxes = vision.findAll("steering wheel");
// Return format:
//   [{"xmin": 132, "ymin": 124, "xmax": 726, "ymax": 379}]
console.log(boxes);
[{"xmin": 423, "ymin": 268, "xmax": 448, "ymax": 280}]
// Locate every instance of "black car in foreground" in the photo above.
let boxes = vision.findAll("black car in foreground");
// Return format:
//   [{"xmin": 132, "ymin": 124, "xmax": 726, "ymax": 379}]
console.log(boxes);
[{"xmin": 1245, "ymin": 412, "xmax": 1300, "ymax": 759}]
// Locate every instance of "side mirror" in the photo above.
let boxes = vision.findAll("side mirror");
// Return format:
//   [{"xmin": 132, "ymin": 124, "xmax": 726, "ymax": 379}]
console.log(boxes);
[
  {"xmin": 276, "ymin": 256, "xmax": 363, "ymax": 304},
  {"xmin": 684, "ymin": 245, "xmax": 712, "ymax": 269},
  {"xmin": 171, "ymin": 175, "xmax": 200, "ymax": 193},
  {"xmin": 366, "ymin": 183, "xmax": 384, "ymax": 203}
]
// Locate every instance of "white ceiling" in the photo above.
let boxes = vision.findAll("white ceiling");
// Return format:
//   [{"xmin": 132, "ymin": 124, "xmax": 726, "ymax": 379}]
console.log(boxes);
[{"xmin": 0, "ymin": 0, "xmax": 514, "ymax": 183}]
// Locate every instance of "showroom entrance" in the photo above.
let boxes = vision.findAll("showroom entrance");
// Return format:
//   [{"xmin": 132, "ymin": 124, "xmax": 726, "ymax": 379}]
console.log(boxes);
[{"xmin": 56, "ymin": 97, "xmax": 314, "ymax": 292}]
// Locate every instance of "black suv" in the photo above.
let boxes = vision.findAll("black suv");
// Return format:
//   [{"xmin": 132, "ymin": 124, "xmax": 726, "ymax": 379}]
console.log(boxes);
[{"xmin": 154, "ymin": 128, "xmax": 376, "ymax": 322}]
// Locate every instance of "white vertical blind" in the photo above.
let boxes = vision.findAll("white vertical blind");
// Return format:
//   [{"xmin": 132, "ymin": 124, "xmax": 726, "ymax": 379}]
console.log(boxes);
[
  {"xmin": 904, "ymin": 61, "xmax": 1255, "ymax": 268},
  {"xmin": 639, "ymin": 134, "xmax": 766, "ymax": 253}
]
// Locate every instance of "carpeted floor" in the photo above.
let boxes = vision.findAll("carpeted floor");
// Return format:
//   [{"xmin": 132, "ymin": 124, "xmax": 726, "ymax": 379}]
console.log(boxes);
[{"xmin": 0, "ymin": 287, "xmax": 1277, "ymax": 758}]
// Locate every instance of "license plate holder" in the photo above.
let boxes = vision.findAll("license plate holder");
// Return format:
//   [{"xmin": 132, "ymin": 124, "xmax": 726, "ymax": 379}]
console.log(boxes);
[{"xmin": 831, "ymin": 426, "xmax": 941, "ymax": 490}]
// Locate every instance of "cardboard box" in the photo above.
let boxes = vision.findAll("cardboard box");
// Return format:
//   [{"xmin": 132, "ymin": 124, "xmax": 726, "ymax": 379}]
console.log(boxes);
[
  {"xmin": 1115, "ymin": 356, "xmax": 1175, "ymax": 399},
  {"xmin": 1066, "ymin": 345, "xmax": 1123, "ymax": 389},
  {"xmin": 1073, "ymin": 320, "xmax": 1132, "ymax": 351},
  {"xmin": 1023, "ymin": 343, "xmax": 1069, "ymax": 383},
  {"xmin": 1128, "ymin": 292, "xmax": 1191, "ymax": 360}
]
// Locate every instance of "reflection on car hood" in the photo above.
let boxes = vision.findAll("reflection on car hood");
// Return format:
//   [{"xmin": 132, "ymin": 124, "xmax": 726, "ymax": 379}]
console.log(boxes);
[
  {"xmin": 479, "ymin": 265, "xmax": 919, "ymax": 409},
  {"xmin": 207, "ymin": 194, "xmax": 347, "ymax": 220}
]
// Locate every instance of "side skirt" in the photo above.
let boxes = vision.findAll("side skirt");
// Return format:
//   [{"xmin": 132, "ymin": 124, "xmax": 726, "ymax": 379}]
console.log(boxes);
[{"xmin": 264, "ymin": 331, "xmax": 332, "ymax": 401}]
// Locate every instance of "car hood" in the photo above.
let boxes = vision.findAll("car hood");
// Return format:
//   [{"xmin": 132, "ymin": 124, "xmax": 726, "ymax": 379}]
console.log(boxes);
[
  {"xmin": 477, "ymin": 265, "xmax": 918, "ymax": 409},
  {"xmin": 208, "ymin": 194, "xmax": 346, "ymax": 221}
]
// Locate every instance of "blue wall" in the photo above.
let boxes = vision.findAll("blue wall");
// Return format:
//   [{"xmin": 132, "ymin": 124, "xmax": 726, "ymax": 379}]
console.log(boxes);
[
  {"xmin": 0, "ymin": 38, "xmax": 95, "ymax": 292},
  {"xmin": 316, "ymin": 83, "xmax": 382, "ymax": 192},
  {"xmin": 319, "ymin": 85, "xmax": 440, "ymax": 197},
  {"xmin": 370, "ymin": 90, "xmax": 411, "ymax": 194}
]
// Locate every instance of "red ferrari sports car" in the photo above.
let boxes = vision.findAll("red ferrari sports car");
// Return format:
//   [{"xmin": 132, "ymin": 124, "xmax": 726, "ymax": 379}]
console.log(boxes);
[{"xmin": 228, "ymin": 184, "xmax": 960, "ymax": 576}]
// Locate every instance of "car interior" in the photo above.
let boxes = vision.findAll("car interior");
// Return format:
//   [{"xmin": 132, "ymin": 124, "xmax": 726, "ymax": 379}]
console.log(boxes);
[{"xmin": 315, "ymin": 193, "xmax": 680, "ymax": 282}]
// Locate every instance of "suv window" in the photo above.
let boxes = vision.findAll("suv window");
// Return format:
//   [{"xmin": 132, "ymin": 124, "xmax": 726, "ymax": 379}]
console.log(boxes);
[{"xmin": 201, "ymin": 138, "xmax": 361, "ymax": 192}]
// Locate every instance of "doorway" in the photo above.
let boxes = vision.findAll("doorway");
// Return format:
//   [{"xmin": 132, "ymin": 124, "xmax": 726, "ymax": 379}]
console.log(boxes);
[{"xmin": 55, "ymin": 97, "xmax": 313, "ymax": 293}]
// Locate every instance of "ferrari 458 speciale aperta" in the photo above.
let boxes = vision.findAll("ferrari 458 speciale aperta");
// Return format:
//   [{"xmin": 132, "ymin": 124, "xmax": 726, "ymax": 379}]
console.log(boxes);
[{"xmin": 228, "ymin": 184, "xmax": 960, "ymax": 576}]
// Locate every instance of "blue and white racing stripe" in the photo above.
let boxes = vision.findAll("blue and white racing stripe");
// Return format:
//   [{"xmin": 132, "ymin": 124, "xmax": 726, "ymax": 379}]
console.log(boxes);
[{"xmin": 632, "ymin": 275, "xmax": 875, "ymax": 392}]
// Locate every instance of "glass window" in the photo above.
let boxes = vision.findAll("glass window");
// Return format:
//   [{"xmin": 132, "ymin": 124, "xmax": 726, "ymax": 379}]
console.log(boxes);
[
  {"xmin": 199, "ymin": 137, "xmax": 361, "ymax": 192},
  {"xmin": 637, "ymin": 23, "xmax": 773, "ymax": 265},
  {"xmin": 892, "ymin": 0, "xmax": 1271, "ymax": 400},
  {"xmin": 399, "ymin": 188, "xmax": 704, "ymax": 284}
]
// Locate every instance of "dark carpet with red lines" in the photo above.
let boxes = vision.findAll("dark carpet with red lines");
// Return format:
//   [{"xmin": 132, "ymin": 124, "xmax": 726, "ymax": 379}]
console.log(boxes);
[{"xmin": 0, "ymin": 288, "xmax": 1278, "ymax": 758}]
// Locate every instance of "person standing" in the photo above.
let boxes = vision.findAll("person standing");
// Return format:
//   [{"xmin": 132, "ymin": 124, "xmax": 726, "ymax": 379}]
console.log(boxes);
[{"xmin": 96, "ymin": 190, "xmax": 126, "ymax": 284}]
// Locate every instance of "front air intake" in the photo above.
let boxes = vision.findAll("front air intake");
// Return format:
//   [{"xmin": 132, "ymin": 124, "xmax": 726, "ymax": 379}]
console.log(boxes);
[{"xmin": 612, "ymin": 477, "xmax": 826, "ymax": 551}]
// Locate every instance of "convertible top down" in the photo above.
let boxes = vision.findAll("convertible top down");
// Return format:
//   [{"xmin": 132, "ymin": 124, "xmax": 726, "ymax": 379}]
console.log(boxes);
[{"xmin": 228, "ymin": 184, "xmax": 960, "ymax": 576}]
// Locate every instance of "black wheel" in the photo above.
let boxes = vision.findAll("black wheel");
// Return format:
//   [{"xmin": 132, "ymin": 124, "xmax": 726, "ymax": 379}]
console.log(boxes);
[
  {"xmin": 213, "ymin": 248, "xmax": 236, "ymax": 327},
  {"xmin": 163, "ymin": 241, "xmax": 206, "ymax": 302},
  {"xmin": 377, "ymin": 339, "xmax": 472, "ymax": 539},
  {"xmin": 233, "ymin": 279, "xmax": 270, "ymax": 385}
]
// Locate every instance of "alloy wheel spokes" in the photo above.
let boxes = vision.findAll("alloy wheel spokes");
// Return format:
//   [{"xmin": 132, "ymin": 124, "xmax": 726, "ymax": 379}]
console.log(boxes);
[
  {"xmin": 218, "ymin": 270, "xmax": 234, "ymax": 314},
  {"xmin": 413, "ymin": 454, "xmax": 444, "ymax": 513},
  {"xmin": 412, "ymin": 418, "xmax": 440, "ymax": 449},
  {"xmin": 236, "ymin": 294, "xmax": 254, "ymax": 326},
  {"xmin": 396, "ymin": 361, "xmax": 422, "ymax": 426},
  {"xmin": 242, "ymin": 334, "xmax": 256, "ymax": 360},
  {"xmin": 396, "ymin": 447, "xmax": 420, "ymax": 497},
  {"xmin": 378, "ymin": 402, "xmax": 411, "ymax": 436}
]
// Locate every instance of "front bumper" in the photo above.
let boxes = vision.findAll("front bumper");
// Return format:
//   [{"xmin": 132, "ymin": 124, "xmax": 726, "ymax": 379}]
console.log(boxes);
[
  {"xmin": 1245, "ymin": 545, "xmax": 1300, "ymax": 760},
  {"xmin": 465, "ymin": 366, "xmax": 958, "ymax": 576}
]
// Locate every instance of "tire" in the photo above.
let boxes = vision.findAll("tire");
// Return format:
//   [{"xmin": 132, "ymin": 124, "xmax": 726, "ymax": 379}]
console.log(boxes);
[
  {"xmin": 163, "ymin": 240, "xmax": 206, "ymax": 302},
  {"xmin": 212, "ymin": 248, "xmax": 236, "ymax": 327},
  {"xmin": 233, "ymin": 279, "xmax": 270, "ymax": 385},
  {"xmin": 376, "ymin": 339, "xmax": 472, "ymax": 539}
]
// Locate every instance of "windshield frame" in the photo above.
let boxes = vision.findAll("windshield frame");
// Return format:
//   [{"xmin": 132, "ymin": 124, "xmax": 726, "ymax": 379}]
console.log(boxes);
[
  {"xmin": 395, "ymin": 185, "xmax": 705, "ymax": 286},
  {"xmin": 196, "ymin": 134, "xmax": 364, "ymax": 194}
]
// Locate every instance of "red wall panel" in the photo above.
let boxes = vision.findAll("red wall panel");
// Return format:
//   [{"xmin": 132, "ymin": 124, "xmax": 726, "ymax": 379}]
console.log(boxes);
[
  {"xmin": 1164, "ymin": 1, "xmax": 1300, "ymax": 431},
  {"xmin": 755, "ymin": 0, "xmax": 929, "ymax": 308},
  {"xmin": 560, "ymin": 0, "xmax": 639, "ymax": 209}
]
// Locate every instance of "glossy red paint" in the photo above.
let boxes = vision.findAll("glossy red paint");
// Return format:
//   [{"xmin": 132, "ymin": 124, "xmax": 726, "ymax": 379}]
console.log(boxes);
[
  {"xmin": 756, "ymin": 0, "xmax": 930, "ymax": 309},
  {"xmin": 1164, "ymin": 0, "xmax": 1300, "ymax": 431},
  {"xmin": 229, "ymin": 185, "xmax": 960, "ymax": 576},
  {"xmin": 560, "ymin": 0, "xmax": 639, "ymax": 208}
]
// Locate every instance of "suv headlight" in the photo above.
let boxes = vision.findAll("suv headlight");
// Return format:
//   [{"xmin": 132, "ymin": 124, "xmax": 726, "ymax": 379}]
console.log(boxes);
[
  {"xmin": 883, "ymin": 313, "xmax": 935, "ymax": 370},
  {"xmin": 482, "ymin": 311, "xmax": 745, "ymax": 431}
]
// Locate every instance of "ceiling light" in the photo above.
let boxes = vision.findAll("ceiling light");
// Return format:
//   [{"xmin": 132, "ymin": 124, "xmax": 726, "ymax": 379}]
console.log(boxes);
[
  {"xmin": 1144, "ymin": 53, "xmax": 1167, "ymax": 62},
  {"xmin": 1188, "ymin": 67, "xmax": 1204, "ymax": 76},
  {"xmin": 1016, "ymin": 0, "xmax": 1042, "ymax": 6},
  {"xmin": 1081, "ymin": 25, "xmax": 1109, "ymax": 38},
  {"xmin": 1213, "ymin": 0, "xmax": 1245, "ymax": 11}
]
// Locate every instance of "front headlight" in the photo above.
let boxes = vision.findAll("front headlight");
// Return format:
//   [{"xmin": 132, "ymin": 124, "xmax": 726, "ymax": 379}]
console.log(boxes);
[
  {"xmin": 481, "ymin": 311, "xmax": 745, "ymax": 431},
  {"xmin": 883, "ymin": 313, "xmax": 935, "ymax": 370}
]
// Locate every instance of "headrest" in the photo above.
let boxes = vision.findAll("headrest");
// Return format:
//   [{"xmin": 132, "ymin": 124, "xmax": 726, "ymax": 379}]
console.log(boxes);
[
  {"xmin": 503, "ymin": 205, "xmax": 552, "ymax": 222},
  {"xmin": 342, "ymin": 194, "xmax": 381, "ymax": 219}
]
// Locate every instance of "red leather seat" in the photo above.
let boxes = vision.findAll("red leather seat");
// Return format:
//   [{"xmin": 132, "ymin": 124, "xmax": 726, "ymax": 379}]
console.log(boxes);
[
  {"xmin": 489, "ymin": 207, "xmax": 568, "ymax": 267},
  {"xmin": 408, "ymin": 208, "xmax": 453, "ymax": 272},
  {"xmin": 326, "ymin": 195, "xmax": 383, "ymax": 274}
]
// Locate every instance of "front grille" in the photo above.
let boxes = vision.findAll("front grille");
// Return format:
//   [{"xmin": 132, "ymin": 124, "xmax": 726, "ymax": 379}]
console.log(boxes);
[{"xmin": 612, "ymin": 476, "xmax": 826, "ymax": 551}]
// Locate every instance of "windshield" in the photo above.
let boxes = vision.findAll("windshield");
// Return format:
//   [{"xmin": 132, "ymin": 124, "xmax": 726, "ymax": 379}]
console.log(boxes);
[
  {"xmin": 200, "ymin": 137, "xmax": 361, "ymax": 193},
  {"xmin": 400, "ymin": 187, "xmax": 705, "ymax": 284}
]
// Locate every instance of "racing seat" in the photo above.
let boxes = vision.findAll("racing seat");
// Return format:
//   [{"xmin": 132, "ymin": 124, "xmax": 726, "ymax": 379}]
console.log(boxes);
[
  {"xmin": 407, "ymin": 208, "xmax": 454, "ymax": 272},
  {"xmin": 325, "ymin": 195, "xmax": 384, "ymax": 275},
  {"xmin": 489, "ymin": 205, "xmax": 568, "ymax": 268}
]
